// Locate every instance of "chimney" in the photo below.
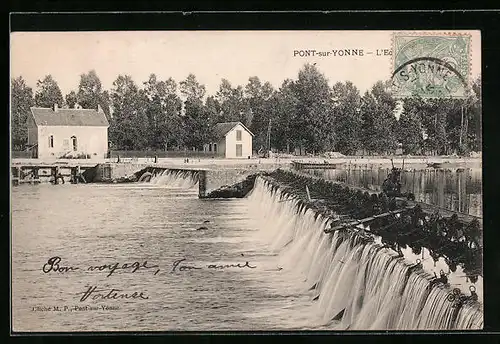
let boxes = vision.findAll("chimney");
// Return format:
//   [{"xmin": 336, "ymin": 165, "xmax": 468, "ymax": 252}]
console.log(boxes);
[
  {"xmin": 97, "ymin": 104, "xmax": 102, "ymax": 113},
  {"xmin": 53, "ymin": 103, "xmax": 59, "ymax": 112}
]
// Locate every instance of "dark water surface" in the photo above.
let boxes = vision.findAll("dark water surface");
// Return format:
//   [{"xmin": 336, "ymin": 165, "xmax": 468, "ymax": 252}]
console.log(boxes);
[{"xmin": 305, "ymin": 168, "xmax": 482, "ymax": 217}]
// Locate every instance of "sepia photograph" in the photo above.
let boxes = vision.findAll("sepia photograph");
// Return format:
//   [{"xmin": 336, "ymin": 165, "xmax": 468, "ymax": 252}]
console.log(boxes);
[{"xmin": 10, "ymin": 29, "xmax": 482, "ymax": 332}]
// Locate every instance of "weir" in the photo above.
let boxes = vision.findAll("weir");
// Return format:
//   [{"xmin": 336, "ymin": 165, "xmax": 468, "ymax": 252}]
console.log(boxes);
[
  {"xmin": 262, "ymin": 170, "xmax": 482, "ymax": 282},
  {"xmin": 132, "ymin": 166, "xmax": 483, "ymax": 329},
  {"xmin": 247, "ymin": 175, "xmax": 483, "ymax": 330},
  {"xmin": 132, "ymin": 165, "xmax": 264, "ymax": 197},
  {"xmin": 133, "ymin": 166, "xmax": 206, "ymax": 195},
  {"xmin": 11, "ymin": 160, "xmax": 261, "ymax": 198}
]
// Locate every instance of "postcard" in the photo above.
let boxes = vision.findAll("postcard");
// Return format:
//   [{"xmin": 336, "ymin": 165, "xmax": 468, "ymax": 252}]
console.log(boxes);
[{"xmin": 10, "ymin": 29, "xmax": 482, "ymax": 332}]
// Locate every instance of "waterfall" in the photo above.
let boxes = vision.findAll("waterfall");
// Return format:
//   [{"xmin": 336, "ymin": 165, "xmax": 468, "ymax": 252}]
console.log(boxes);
[
  {"xmin": 247, "ymin": 176, "xmax": 483, "ymax": 330},
  {"xmin": 147, "ymin": 169, "xmax": 198, "ymax": 189}
]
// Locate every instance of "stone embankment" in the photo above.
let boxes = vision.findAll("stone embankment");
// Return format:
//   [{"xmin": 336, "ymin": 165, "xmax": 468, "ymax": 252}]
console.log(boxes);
[
  {"xmin": 82, "ymin": 162, "xmax": 148, "ymax": 183},
  {"xmin": 204, "ymin": 174, "xmax": 258, "ymax": 198}
]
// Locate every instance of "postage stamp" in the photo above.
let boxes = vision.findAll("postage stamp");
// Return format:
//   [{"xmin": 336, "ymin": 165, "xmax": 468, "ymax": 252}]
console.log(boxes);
[{"xmin": 391, "ymin": 32, "xmax": 472, "ymax": 99}]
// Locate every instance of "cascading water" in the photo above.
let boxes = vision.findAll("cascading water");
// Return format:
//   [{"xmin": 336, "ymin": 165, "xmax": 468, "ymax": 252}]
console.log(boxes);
[
  {"xmin": 147, "ymin": 169, "xmax": 199, "ymax": 189},
  {"xmin": 247, "ymin": 176, "xmax": 483, "ymax": 330}
]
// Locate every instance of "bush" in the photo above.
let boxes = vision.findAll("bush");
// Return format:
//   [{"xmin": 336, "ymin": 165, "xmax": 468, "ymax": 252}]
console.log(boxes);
[{"xmin": 59, "ymin": 151, "xmax": 92, "ymax": 159}]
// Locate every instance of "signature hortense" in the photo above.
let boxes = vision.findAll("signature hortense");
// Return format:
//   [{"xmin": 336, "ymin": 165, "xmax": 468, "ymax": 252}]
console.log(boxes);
[{"xmin": 78, "ymin": 286, "xmax": 149, "ymax": 302}]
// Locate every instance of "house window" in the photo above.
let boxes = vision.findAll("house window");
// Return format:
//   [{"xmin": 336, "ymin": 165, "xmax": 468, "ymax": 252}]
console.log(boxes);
[
  {"xmin": 213, "ymin": 143, "xmax": 217, "ymax": 153},
  {"xmin": 48, "ymin": 135, "xmax": 54, "ymax": 148},
  {"xmin": 71, "ymin": 136, "xmax": 78, "ymax": 151},
  {"xmin": 209, "ymin": 143, "xmax": 212, "ymax": 152},
  {"xmin": 236, "ymin": 130, "xmax": 242, "ymax": 141}
]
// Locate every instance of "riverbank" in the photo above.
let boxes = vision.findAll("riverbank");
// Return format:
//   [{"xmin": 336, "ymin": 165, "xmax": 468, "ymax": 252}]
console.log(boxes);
[{"xmin": 11, "ymin": 155, "xmax": 482, "ymax": 170}]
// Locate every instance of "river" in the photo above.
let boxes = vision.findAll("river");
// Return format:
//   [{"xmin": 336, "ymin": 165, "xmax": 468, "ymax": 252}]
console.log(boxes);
[
  {"xmin": 304, "ymin": 167, "xmax": 482, "ymax": 217},
  {"xmin": 11, "ymin": 168, "xmax": 483, "ymax": 332},
  {"xmin": 11, "ymin": 180, "xmax": 327, "ymax": 332}
]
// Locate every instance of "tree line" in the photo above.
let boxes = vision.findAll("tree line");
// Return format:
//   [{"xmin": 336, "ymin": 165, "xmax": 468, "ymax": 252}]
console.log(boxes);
[{"xmin": 11, "ymin": 64, "xmax": 482, "ymax": 155}]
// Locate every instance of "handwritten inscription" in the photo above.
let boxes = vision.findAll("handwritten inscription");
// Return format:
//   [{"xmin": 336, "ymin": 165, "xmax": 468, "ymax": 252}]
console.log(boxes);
[
  {"xmin": 42, "ymin": 256, "xmax": 161, "ymax": 277},
  {"xmin": 79, "ymin": 286, "xmax": 149, "ymax": 302},
  {"xmin": 171, "ymin": 258, "xmax": 256, "ymax": 273},
  {"xmin": 40, "ymin": 256, "xmax": 257, "ymax": 304},
  {"xmin": 87, "ymin": 261, "xmax": 160, "ymax": 277},
  {"xmin": 42, "ymin": 256, "xmax": 79, "ymax": 273},
  {"xmin": 171, "ymin": 258, "xmax": 202, "ymax": 272},
  {"xmin": 42, "ymin": 256, "xmax": 257, "ymax": 276}
]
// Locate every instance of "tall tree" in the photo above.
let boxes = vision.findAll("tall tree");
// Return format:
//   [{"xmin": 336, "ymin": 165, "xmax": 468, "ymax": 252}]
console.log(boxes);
[
  {"xmin": 204, "ymin": 96, "xmax": 223, "ymax": 127},
  {"xmin": 180, "ymin": 74, "xmax": 212, "ymax": 149},
  {"xmin": 11, "ymin": 76, "xmax": 34, "ymax": 149},
  {"xmin": 65, "ymin": 90, "xmax": 78, "ymax": 109},
  {"xmin": 443, "ymin": 98, "xmax": 468, "ymax": 155},
  {"xmin": 360, "ymin": 81, "xmax": 398, "ymax": 154},
  {"xmin": 180, "ymin": 74, "xmax": 206, "ymax": 100},
  {"xmin": 77, "ymin": 70, "xmax": 103, "ymax": 109},
  {"xmin": 269, "ymin": 79, "xmax": 299, "ymax": 153},
  {"xmin": 75, "ymin": 70, "xmax": 111, "ymax": 120},
  {"xmin": 292, "ymin": 63, "xmax": 335, "ymax": 153},
  {"xmin": 215, "ymin": 79, "xmax": 248, "ymax": 124},
  {"xmin": 143, "ymin": 74, "xmax": 183, "ymax": 150},
  {"xmin": 468, "ymin": 76, "xmax": 482, "ymax": 152},
  {"xmin": 419, "ymin": 99, "xmax": 449, "ymax": 155},
  {"xmin": 34, "ymin": 75, "xmax": 64, "ymax": 108},
  {"xmin": 109, "ymin": 75, "xmax": 148, "ymax": 150},
  {"xmin": 360, "ymin": 91, "xmax": 379, "ymax": 154},
  {"xmin": 244, "ymin": 76, "xmax": 274, "ymax": 151},
  {"xmin": 99, "ymin": 90, "xmax": 112, "ymax": 121},
  {"xmin": 331, "ymin": 81, "xmax": 363, "ymax": 155},
  {"xmin": 398, "ymin": 97, "xmax": 425, "ymax": 154},
  {"xmin": 446, "ymin": 80, "xmax": 483, "ymax": 155}
]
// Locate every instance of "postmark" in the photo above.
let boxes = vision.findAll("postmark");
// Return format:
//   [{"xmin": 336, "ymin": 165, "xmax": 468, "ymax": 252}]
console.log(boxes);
[{"xmin": 391, "ymin": 33, "xmax": 471, "ymax": 98}]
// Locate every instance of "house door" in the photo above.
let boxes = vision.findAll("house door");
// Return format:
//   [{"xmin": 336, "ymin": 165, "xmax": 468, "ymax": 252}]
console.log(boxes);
[
  {"xmin": 31, "ymin": 144, "xmax": 38, "ymax": 158},
  {"xmin": 71, "ymin": 136, "xmax": 78, "ymax": 151},
  {"xmin": 236, "ymin": 144, "xmax": 242, "ymax": 157}
]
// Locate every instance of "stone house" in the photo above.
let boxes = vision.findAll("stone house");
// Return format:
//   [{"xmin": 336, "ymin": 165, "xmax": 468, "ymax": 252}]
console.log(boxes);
[
  {"xmin": 203, "ymin": 122, "xmax": 254, "ymax": 159},
  {"xmin": 27, "ymin": 104, "xmax": 109, "ymax": 159}
]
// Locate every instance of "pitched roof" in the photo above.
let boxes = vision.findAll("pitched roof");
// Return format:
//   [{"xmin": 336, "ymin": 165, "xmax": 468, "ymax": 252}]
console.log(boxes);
[
  {"xmin": 213, "ymin": 121, "xmax": 254, "ymax": 141},
  {"xmin": 30, "ymin": 107, "xmax": 109, "ymax": 127}
]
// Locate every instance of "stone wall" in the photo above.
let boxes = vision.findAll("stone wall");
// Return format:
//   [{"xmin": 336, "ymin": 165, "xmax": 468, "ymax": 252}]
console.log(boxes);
[
  {"xmin": 88, "ymin": 162, "xmax": 281, "ymax": 190},
  {"xmin": 205, "ymin": 165, "xmax": 279, "ymax": 194},
  {"xmin": 92, "ymin": 163, "xmax": 149, "ymax": 182}
]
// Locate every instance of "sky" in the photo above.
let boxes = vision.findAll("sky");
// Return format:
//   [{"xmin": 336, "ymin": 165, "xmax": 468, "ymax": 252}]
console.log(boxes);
[{"xmin": 10, "ymin": 30, "xmax": 481, "ymax": 97}]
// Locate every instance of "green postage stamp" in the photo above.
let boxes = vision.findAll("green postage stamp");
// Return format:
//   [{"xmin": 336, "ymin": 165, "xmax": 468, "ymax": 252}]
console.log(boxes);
[{"xmin": 391, "ymin": 32, "xmax": 471, "ymax": 99}]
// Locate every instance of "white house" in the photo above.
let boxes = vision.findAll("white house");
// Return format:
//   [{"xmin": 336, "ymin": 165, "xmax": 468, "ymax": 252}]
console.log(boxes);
[
  {"xmin": 204, "ymin": 122, "xmax": 254, "ymax": 159},
  {"xmin": 27, "ymin": 104, "xmax": 109, "ymax": 159}
]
